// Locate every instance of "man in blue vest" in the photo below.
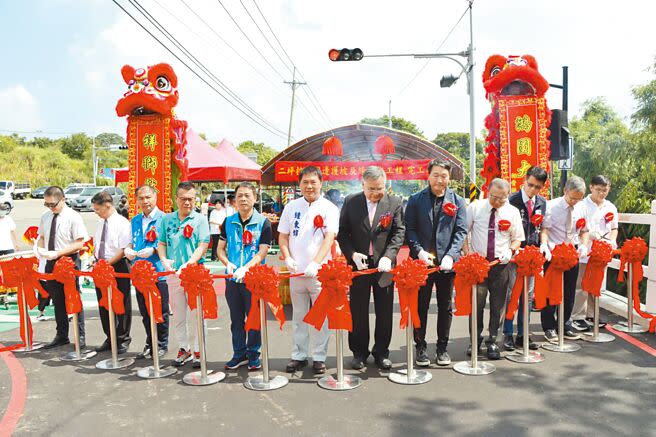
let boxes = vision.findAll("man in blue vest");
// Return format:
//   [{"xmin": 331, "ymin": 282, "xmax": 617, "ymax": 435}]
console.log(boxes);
[
  {"xmin": 125, "ymin": 185, "xmax": 169, "ymax": 359},
  {"xmin": 217, "ymin": 182, "xmax": 273, "ymax": 371}
]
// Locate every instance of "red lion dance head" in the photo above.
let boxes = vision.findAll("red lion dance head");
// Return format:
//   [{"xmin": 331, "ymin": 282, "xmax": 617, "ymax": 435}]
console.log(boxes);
[{"xmin": 116, "ymin": 63, "xmax": 179, "ymax": 117}]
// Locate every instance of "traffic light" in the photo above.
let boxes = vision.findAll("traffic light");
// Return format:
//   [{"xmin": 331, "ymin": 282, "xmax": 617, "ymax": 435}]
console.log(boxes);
[{"xmin": 328, "ymin": 48, "xmax": 364, "ymax": 62}]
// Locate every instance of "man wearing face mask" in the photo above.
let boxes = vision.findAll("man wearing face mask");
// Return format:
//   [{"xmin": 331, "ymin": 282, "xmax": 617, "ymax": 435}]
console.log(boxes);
[
  {"xmin": 405, "ymin": 159, "xmax": 467, "ymax": 367},
  {"xmin": 337, "ymin": 166, "xmax": 405, "ymax": 371},
  {"xmin": 124, "ymin": 185, "xmax": 169, "ymax": 359}
]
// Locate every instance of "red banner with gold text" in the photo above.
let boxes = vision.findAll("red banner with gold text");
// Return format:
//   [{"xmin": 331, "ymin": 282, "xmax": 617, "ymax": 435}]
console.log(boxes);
[{"xmin": 274, "ymin": 159, "xmax": 431, "ymax": 182}]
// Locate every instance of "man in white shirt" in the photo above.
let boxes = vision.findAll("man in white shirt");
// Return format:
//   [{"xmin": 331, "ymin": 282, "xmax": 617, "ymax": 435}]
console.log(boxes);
[
  {"xmin": 37, "ymin": 186, "xmax": 89, "ymax": 349},
  {"xmin": 91, "ymin": 191, "xmax": 133, "ymax": 354},
  {"xmin": 539, "ymin": 176, "xmax": 590, "ymax": 343},
  {"xmin": 466, "ymin": 178, "xmax": 524, "ymax": 359},
  {"xmin": 571, "ymin": 175, "xmax": 618, "ymax": 331},
  {"xmin": 209, "ymin": 200, "xmax": 225, "ymax": 261},
  {"xmin": 279, "ymin": 166, "xmax": 339, "ymax": 375},
  {"xmin": 0, "ymin": 204, "xmax": 18, "ymax": 255}
]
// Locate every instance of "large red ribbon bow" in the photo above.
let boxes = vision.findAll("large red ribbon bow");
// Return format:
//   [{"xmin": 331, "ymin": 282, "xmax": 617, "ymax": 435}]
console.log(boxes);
[
  {"xmin": 581, "ymin": 240, "xmax": 614, "ymax": 298},
  {"xmin": 244, "ymin": 264, "xmax": 286, "ymax": 332},
  {"xmin": 91, "ymin": 260, "xmax": 125, "ymax": 315},
  {"xmin": 304, "ymin": 260, "xmax": 353, "ymax": 331},
  {"xmin": 534, "ymin": 243, "xmax": 578, "ymax": 308},
  {"xmin": 505, "ymin": 246, "xmax": 545, "ymax": 320},
  {"xmin": 392, "ymin": 258, "xmax": 429, "ymax": 328},
  {"xmin": 131, "ymin": 260, "xmax": 164, "ymax": 323},
  {"xmin": 52, "ymin": 257, "xmax": 82, "ymax": 314},
  {"xmin": 453, "ymin": 253, "xmax": 491, "ymax": 316},
  {"xmin": 617, "ymin": 238, "xmax": 655, "ymax": 332},
  {"xmin": 179, "ymin": 264, "xmax": 218, "ymax": 319}
]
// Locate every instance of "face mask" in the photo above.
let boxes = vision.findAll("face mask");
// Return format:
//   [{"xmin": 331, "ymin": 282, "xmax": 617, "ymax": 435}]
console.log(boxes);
[{"xmin": 0, "ymin": 210, "xmax": 8, "ymax": 217}]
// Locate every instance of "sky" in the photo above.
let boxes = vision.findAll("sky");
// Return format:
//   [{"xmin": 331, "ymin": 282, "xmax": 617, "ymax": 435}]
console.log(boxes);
[{"xmin": 1, "ymin": 0, "xmax": 655, "ymax": 152}]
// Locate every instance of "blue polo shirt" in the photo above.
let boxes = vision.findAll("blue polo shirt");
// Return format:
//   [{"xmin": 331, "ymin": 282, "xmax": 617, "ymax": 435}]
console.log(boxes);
[{"xmin": 159, "ymin": 210, "xmax": 210, "ymax": 270}]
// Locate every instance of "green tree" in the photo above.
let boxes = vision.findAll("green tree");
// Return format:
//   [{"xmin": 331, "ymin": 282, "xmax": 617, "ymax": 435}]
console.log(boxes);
[
  {"xmin": 360, "ymin": 115, "xmax": 425, "ymax": 138},
  {"xmin": 237, "ymin": 140, "xmax": 277, "ymax": 166},
  {"xmin": 60, "ymin": 133, "xmax": 92, "ymax": 160},
  {"xmin": 95, "ymin": 132, "xmax": 125, "ymax": 148},
  {"xmin": 28, "ymin": 136, "xmax": 56, "ymax": 149}
]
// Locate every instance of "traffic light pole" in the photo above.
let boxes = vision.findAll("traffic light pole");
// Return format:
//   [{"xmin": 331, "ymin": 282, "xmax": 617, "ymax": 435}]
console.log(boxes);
[
  {"xmin": 284, "ymin": 66, "xmax": 306, "ymax": 147},
  {"xmin": 549, "ymin": 66, "xmax": 569, "ymax": 192}
]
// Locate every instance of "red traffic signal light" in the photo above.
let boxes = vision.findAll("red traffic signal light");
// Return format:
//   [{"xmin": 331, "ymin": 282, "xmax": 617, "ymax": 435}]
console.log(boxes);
[{"xmin": 328, "ymin": 48, "xmax": 364, "ymax": 62}]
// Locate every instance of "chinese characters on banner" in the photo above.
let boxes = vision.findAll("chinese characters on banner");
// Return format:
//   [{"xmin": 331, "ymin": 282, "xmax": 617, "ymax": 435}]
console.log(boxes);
[
  {"xmin": 274, "ymin": 159, "xmax": 431, "ymax": 182},
  {"xmin": 498, "ymin": 96, "xmax": 551, "ymax": 197},
  {"xmin": 127, "ymin": 114, "xmax": 173, "ymax": 216}
]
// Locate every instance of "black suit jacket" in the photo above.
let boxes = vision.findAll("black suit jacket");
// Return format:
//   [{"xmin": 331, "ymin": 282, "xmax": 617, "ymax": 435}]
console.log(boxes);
[
  {"xmin": 337, "ymin": 192, "xmax": 405, "ymax": 286},
  {"xmin": 509, "ymin": 190, "xmax": 547, "ymax": 247}
]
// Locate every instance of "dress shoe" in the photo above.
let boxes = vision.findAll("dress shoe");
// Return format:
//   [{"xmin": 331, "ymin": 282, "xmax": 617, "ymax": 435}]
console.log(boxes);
[
  {"xmin": 486, "ymin": 342, "xmax": 501, "ymax": 360},
  {"xmin": 136, "ymin": 345, "xmax": 151, "ymax": 359},
  {"xmin": 312, "ymin": 361, "xmax": 326, "ymax": 374},
  {"xmin": 95, "ymin": 340, "xmax": 111, "ymax": 352},
  {"xmin": 502, "ymin": 334, "xmax": 515, "ymax": 351},
  {"xmin": 351, "ymin": 356, "xmax": 365, "ymax": 370},
  {"xmin": 285, "ymin": 359, "xmax": 308, "ymax": 373},
  {"xmin": 374, "ymin": 356, "xmax": 392, "ymax": 370},
  {"xmin": 466, "ymin": 340, "xmax": 485, "ymax": 357},
  {"xmin": 515, "ymin": 335, "xmax": 539, "ymax": 350},
  {"xmin": 44, "ymin": 337, "xmax": 70, "ymax": 349},
  {"xmin": 117, "ymin": 345, "xmax": 128, "ymax": 355}
]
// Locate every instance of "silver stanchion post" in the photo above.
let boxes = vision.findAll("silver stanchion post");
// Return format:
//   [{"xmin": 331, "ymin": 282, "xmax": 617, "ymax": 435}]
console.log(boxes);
[
  {"xmin": 389, "ymin": 307, "xmax": 432, "ymax": 384},
  {"xmin": 317, "ymin": 328, "xmax": 361, "ymax": 390},
  {"xmin": 583, "ymin": 293, "xmax": 615, "ymax": 342},
  {"xmin": 454, "ymin": 285, "xmax": 496, "ymax": 375},
  {"xmin": 542, "ymin": 274, "xmax": 580, "ymax": 353},
  {"xmin": 245, "ymin": 298, "xmax": 289, "ymax": 390},
  {"xmin": 15, "ymin": 284, "xmax": 44, "ymax": 352},
  {"xmin": 61, "ymin": 312, "xmax": 96, "ymax": 361},
  {"xmin": 138, "ymin": 291, "xmax": 176, "ymax": 378},
  {"xmin": 507, "ymin": 276, "xmax": 544, "ymax": 363},
  {"xmin": 612, "ymin": 264, "xmax": 647, "ymax": 333},
  {"xmin": 183, "ymin": 293, "xmax": 224, "ymax": 385},
  {"xmin": 96, "ymin": 286, "xmax": 134, "ymax": 369}
]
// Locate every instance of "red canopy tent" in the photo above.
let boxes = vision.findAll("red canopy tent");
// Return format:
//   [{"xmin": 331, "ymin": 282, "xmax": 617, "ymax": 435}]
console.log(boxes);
[{"xmin": 114, "ymin": 128, "xmax": 261, "ymax": 184}]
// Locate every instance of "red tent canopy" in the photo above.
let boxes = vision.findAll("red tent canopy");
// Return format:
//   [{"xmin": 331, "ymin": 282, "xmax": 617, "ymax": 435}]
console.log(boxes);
[{"xmin": 114, "ymin": 128, "xmax": 261, "ymax": 184}]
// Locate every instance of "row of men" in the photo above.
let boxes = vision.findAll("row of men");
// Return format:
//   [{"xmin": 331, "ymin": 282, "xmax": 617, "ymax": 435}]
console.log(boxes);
[{"xmin": 33, "ymin": 159, "xmax": 617, "ymax": 373}]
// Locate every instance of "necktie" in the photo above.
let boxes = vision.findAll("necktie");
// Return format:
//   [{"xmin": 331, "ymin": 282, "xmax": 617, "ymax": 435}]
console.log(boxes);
[
  {"xmin": 368, "ymin": 201, "xmax": 376, "ymax": 256},
  {"xmin": 487, "ymin": 208, "xmax": 496, "ymax": 261},
  {"xmin": 565, "ymin": 206, "xmax": 574, "ymax": 243},
  {"xmin": 526, "ymin": 199, "xmax": 534, "ymax": 217},
  {"xmin": 48, "ymin": 213, "xmax": 58, "ymax": 251},
  {"xmin": 98, "ymin": 220, "xmax": 108, "ymax": 260}
]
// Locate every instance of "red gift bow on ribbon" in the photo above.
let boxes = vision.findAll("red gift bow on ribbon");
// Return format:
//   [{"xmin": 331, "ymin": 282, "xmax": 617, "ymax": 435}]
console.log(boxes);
[
  {"xmin": 179, "ymin": 263, "xmax": 218, "ymax": 319},
  {"xmin": 91, "ymin": 260, "xmax": 125, "ymax": 315},
  {"xmin": 453, "ymin": 253, "xmax": 490, "ymax": 316},
  {"xmin": 52, "ymin": 257, "xmax": 82, "ymax": 314},
  {"xmin": 581, "ymin": 240, "xmax": 614, "ymax": 298},
  {"xmin": 243, "ymin": 229, "xmax": 253, "ymax": 246},
  {"xmin": 505, "ymin": 246, "xmax": 545, "ymax": 320},
  {"xmin": 443, "ymin": 202, "xmax": 457, "ymax": 217},
  {"xmin": 576, "ymin": 218, "xmax": 586, "ymax": 230},
  {"xmin": 314, "ymin": 215, "xmax": 324, "ymax": 229},
  {"xmin": 379, "ymin": 212, "xmax": 392, "ymax": 230},
  {"xmin": 244, "ymin": 264, "xmax": 286, "ymax": 332},
  {"xmin": 183, "ymin": 224, "xmax": 193, "ymax": 239},
  {"xmin": 534, "ymin": 243, "xmax": 578, "ymax": 308},
  {"xmin": 498, "ymin": 219, "xmax": 511, "ymax": 232},
  {"xmin": 617, "ymin": 237, "xmax": 655, "ymax": 332},
  {"xmin": 304, "ymin": 260, "xmax": 353, "ymax": 331},
  {"xmin": 392, "ymin": 258, "xmax": 429, "ymax": 328},
  {"xmin": 131, "ymin": 260, "xmax": 164, "ymax": 323},
  {"xmin": 530, "ymin": 213, "xmax": 544, "ymax": 226},
  {"xmin": 81, "ymin": 238, "xmax": 94, "ymax": 256},
  {"xmin": 22, "ymin": 226, "xmax": 39, "ymax": 245},
  {"xmin": 604, "ymin": 212, "xmax": 614, "ymax": 223},
  {"xmin": 145, "ymin": 226, "xmax": 157, "ymax": 242}
]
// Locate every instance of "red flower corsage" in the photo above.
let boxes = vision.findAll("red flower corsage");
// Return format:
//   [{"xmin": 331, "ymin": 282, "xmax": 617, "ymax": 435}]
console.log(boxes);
[
  {"xmin": 443, "ymin": 202, "xmax": 457, "ymax": 217},
  {"xmin": 604, "ymin": 212, "xmax": 614, "ymax": 223},
  {"xmin": 183, "ymin": 224, "xmax": 193, "ymax": 238},
  {"xmin": 379, "ymin": 212, "xmax": 392, "ymax": 229},
  {"xmin": 530, "ymin": 213, "xmax": 544, "ymax": 226},
  {"xmin": 497, "ymin": 219, "xmax": 511, "ymax": 232},
  {"xmin": 243, "ymin": 229, "xmax": 253, "ymax": 246},
  {"xmin": 576, "ymin": 218, "xmax": 586, "ymax": 230},
  {"xmin": 313, "ymin": 214, "xmax": 325, "ymax": 236},
  {"xmin": 145, "ymin": 226, "xmax": 157, "ymax": 242}
]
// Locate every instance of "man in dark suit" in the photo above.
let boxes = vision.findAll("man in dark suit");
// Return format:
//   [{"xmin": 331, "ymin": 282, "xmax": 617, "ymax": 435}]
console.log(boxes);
[
  {"xmin": 338, "ymin": 166, "xmax": 405, "ymax": 370},
  {"xmin": 405, "ymin": 159, "xmax": 467, "ymax": 366},
  {"xmin": 502, "ymin": 166, "xmax": 548, "ymax": 351}
]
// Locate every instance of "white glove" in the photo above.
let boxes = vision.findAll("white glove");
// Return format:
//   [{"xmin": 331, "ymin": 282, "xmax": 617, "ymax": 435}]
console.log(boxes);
[
  {"xmin": 352, "ymin": 252, "xmax": 369, "ymax": 271},
  {"xmin": 161, "ymin": 258, "xmax": 175, "ymax": 272},
  {"xmin": 539, "ymin": 243, "xmax": 552, "ymax": 262},
  {"xmin": 233, "ymin": 266, "xmax": 248, "ymax": 281},
  {"xmin": 377, "ymin": 256, "xmax": 392, "ymax": 272},
  {"xmin": 137, "ymin": 247, "xmax": 154, "ymax": 258},
  {"xmin": 610, "ymin": 239, "xmax": 618, "ymax": 250},
  {"xmin": 499, "ymin": 249, "xmax": 513, "ymax": 265},
  {"xmin": 304, "ymin": 261, "xmax": 320, "ymax": 278},
  {"xmin": 176, "ymin": 262, "xmax": 188, "ymax": 275},
  {"xmin": 38, "ymin": 247, "xmax": 58, "ymax": 260},
  {"xmin": 124, "ymin": 247, "xmax": 137, "ymax": 261},
  {"xmin": 590, "ymin": 230, "xmax": 603, "ymax": 240},
  {"xmin": 577, "ymin": 245, "xmax": 589, "ymax": 259},
  {"xmin": 439, "ymin": 255, "xmax": 454, "ymax": 271},
  {"xmin": 418, "ymin": 250, "xmax": 435, "ymax": 265},
  {"xmin": 284, "ymin": 257, "xmax": 298, "ymax": 273},
  {"xmin": 225, "ymin": 262, "xmax": 237, "ymax": 275},
  {"xmin": 33, "ymin": 242, "xmax": 43, "ymax": 260}
]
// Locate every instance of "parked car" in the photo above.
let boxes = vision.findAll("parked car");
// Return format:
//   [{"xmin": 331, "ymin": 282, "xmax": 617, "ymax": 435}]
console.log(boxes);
[
  {"xmin": 70, "ymin": 186, "xmax": 125, "ymax": 211},
  {"xmin": 66, "ymin": 183, "xmax": 94, "ymax": 190},
  {"xmin": 0, "ymin": 181, "xmax": 31, "ymax": 199},
  {"xmin": 31, "ymin": 186, "xmax": 49, "ymax": 199},
  {"xmin": 64, "ymin": 186, "xmax": 85, "ymax": 207},
  {"xmin": 0, "ymin": 190, "xmax": 14, "ymax": 212},
  {"xmin": 209, "ymin": 189, "xmax": 275, "ymax": 213}
]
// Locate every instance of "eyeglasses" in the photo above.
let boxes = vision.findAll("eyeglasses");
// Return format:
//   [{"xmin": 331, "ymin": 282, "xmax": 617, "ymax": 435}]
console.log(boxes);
[
  {"xmin": 177, "ymin": 196, "xmax": 195, "ymax": 203},
  {"xmin": 489, "ymin": 194, "xmax": 508, "ymax": 202},
  {"xmin": 44, "ymin": 200, "xmax": 61, "ymax": 208},
  {"xmin": 526, "ymin": 182, "xmax": 544, "ymax": 190}
]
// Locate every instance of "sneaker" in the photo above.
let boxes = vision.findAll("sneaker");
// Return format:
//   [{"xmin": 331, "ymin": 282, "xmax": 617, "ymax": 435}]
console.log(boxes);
[
  {"xmin": 192, "ymin": 352, "xmax": 201, "ymax": 369},
  {"xmin": 224, "ymin": 355, "xmax": 249, "ymax": 370},
  {"xmin": 572, "ymin": 319, "xmax": 591, "ymax": 332},
  {"xmin": 172, "ymin": 348, "xmax": 192, "ymax": 367},
  {"xmin": 544, "ymin": 329, "xmax": 558, "ymax": 343},
  {"xmin": 36, "ymin": 312, "xmax": 46, "ymax": 321},
  {"xmin": 516, "ymin": 336, "xmax": 539, "ymax": 350},
  {"xmin": 503, "ymin": 334, "xmax": 515, "ymax": 351},
  {"xmin": 136, "ymin": 345, "xmax": 152, "ymax": 359},
  {"xmin": 416, "ymin": 348, "xmax": 430, "ymax": 367},
  {"xmin": 248, "ymin": 356, "xmax": 262, "ymax": 371},
  {"xmin": 586, "ymin": 317, "xmax": 607, "ymax": 328},
  {"xmin": 158, "ymin": 348, "xmax": 167, "ymax": 358},
  {"xmin": 436, "ymin": 350, "xmax": 451, "ymax": 366},
  {"xmin": 563, "ymin": 329, "xmax": 581, "ymax": 340}
]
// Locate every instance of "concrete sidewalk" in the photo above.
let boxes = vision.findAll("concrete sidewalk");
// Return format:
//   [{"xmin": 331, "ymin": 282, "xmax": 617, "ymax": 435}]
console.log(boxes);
[{"xmin": 1, "ymin": 293, "xmax": 655, "ymax": 437}]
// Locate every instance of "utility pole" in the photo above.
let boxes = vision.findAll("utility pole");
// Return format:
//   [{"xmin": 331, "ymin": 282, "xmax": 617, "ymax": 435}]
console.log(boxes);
[
  {"xmin": 284, "ymin": 66, "xmax": 306, "ymax": 147},
  {"xmin": 550, "ymin": 66, "xmax": 569, "ymax": 192},
  {"xmin": 467, "ymin": 0, "xmax": 476, "ymax": 185},
  {"xmin": 388, "ymin": 100, "xmax": 392, "ymax": 128},
  {"xmin": 92, "ymin": 133, "xmax": 97, "ymax": 186}
]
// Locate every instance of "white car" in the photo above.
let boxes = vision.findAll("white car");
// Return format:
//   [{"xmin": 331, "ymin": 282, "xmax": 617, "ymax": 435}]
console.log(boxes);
[
  {"xmin": 64, "ymin": 186, "xmax": 85, "ymax": 207},
  {"xmin": 0, "ymin": 190, "xmax": 15, "ymax": 212}
]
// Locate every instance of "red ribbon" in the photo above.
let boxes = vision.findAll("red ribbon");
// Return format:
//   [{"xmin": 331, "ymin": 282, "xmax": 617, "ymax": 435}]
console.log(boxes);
[
  {"xmin": 379, "ymin": 213, "xmax": 392, "ymax": 229},
  {"xmin": 243, "ymin": 229, "xmax": 253, "ymax": 246},
  {"xmin": 576, "ymin": 218, "xmax": 586, "ymax": 230},
  {"xmin": 530, "ymin": 214, "xmax": 544, "ymax": 226},
  {"xmin": 91, "ymin": 260, "xmax": 125, "ymax": 315},
  {"xmin": 453, "ymin": 253, "xmax": 491, "ymax": 316},
  {"xmin": 581, "ymin": 240, "xmax": 614, "ymax": 297},
  {"xmin": 314, "ymin": 215, "xmax": 324, "ymax": 229},
  {"xmin": 81, "ymin": 238, "xmax": 94, "ymax": 256},
  {"xmin": 392, "ymin": 258, "xmax": 429, "ymax": 328},
  {"xmin": 304, "ymin": 260, "xmax": 353, "ymax": 330},
  {"xmin": 534, "ymin": 243, "xmax": 578, "ymax": 308},
  {"xmin": 498, "ymin": 219, "xmax": 511, "ymax": 231},
  {"xmin": 131, "ymin": 260, "xmax": 163, "ymax": 323},
  {"xmin": 244, "ymin": 264, "xmax": 286, "ymax": 331},
  {"xmin": 604, "ymin": 212, "xmax": 614, "ymax": 223},
  {"xmin": 443, "ymin": 202, "xmax": 457, "ymax": 217},
  {"xmin": 145, "ymin": 226, "xmax": 157, "ymax": 242},
  {"xmin": 617, "ymin": 238, "xmax": 655, "ymax": 332},
  {"xmin": 505, "ymin": 246, "xmax": 545, "ymax": 320},
  {"xmin": 183, "ymin": 224, "xmax": 193, "ymax": 238},
  {"xmin": 52, "ymin": 257, "xmax": 82, "ymax": 314},
  {"xmin": 179, "ymin": 264, "xmax": 218, "ymax": 319}
]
